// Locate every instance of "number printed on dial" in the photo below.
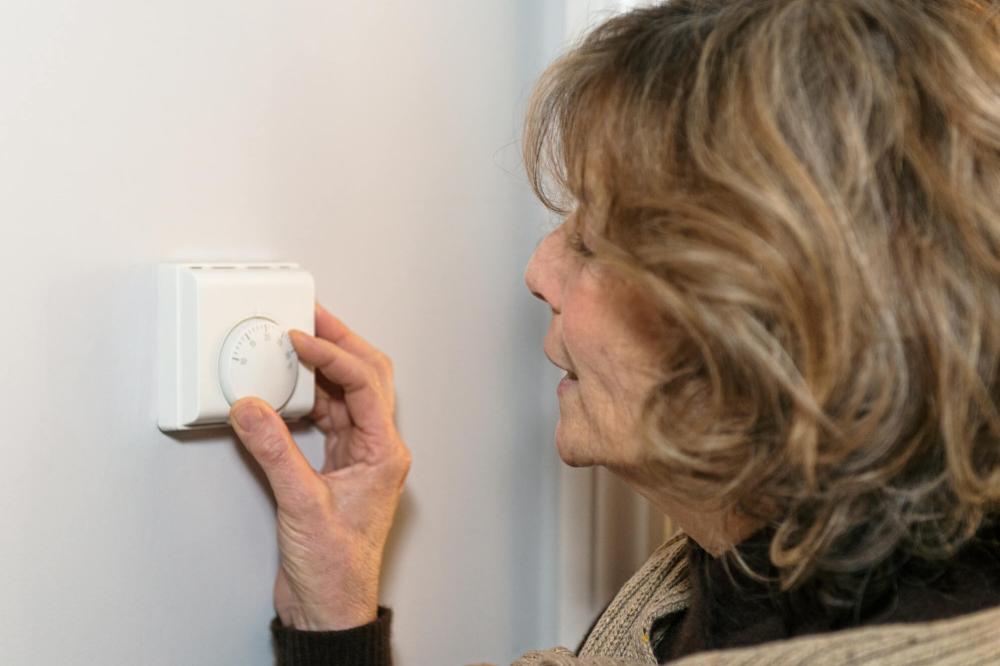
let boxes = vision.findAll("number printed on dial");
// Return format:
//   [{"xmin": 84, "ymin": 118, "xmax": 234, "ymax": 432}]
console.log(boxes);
[{"xmin": 219, "ymin": 317, "xmax": 299, "ymax": 410}]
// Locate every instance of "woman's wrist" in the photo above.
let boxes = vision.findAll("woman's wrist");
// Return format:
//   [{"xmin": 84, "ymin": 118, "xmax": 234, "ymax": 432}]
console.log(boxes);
[{"xmin": 278, "ymin": 601, "xmax": 379, "ymax": 631}]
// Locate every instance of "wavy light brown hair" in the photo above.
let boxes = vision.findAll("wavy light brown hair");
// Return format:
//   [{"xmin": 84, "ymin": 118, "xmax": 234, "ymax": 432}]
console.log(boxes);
[{"xmin": 525, "ymin": 0, "xmax": 1000, "ymax": 600}]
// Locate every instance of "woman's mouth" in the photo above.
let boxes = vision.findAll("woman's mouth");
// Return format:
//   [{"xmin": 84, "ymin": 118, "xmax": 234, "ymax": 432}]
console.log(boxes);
[{"xmin": 558, "ymin": 371, "xmax": 578, "ymax": 395}]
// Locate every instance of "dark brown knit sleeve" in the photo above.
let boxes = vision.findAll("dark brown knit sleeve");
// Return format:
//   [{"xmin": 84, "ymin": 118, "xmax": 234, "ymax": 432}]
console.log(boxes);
[{"xmin": 270, "ymin": 606, "xmax": 392, "ymax": 666}]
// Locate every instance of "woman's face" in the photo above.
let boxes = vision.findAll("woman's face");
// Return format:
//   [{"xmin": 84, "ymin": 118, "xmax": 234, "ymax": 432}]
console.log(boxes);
[
  {"xmin": 526, "ymin": 215, "xmax": 761, "ymax": 554},
  {"xmin": 524, "ymin": 216, "xmax": 666, "ymax": 469}
]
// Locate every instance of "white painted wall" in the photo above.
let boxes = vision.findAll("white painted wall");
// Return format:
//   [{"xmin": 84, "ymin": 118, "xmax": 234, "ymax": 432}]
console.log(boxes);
[
  {"xmin": 0, "ymin": 1, "xmax": 573, "ymax": 664},
  {"xmin": 564, "ymin": 0, "xmax": 654, "ymax": 45}
]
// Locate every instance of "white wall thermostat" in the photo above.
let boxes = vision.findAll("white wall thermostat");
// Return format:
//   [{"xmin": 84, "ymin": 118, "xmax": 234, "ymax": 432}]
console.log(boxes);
[{"xmin": 157, "ymin": 262, "xmax": 316, "ymax": 432}]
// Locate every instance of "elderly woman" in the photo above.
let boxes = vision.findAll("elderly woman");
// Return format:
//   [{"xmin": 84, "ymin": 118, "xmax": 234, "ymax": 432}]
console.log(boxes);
[{"xmin": 229, "ymin": 0, "xmax": 1000, "ymax": 663}]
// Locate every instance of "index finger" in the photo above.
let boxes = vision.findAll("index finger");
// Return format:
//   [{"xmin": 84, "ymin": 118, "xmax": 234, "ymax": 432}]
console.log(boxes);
[{"xmin": 289, "ymin": 330, "xmax": 393, "ymax": 436}]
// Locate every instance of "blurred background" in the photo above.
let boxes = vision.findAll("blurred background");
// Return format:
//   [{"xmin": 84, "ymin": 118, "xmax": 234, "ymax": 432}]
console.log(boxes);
[{"xmin": 0, "ymin": 1, "xmax": 665, "ymax": 663}]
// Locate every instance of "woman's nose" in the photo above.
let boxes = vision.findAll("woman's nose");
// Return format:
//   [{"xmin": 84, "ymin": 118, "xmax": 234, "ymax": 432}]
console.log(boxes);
[{"xmin": 524, "ymin": 230, "xmax": 563, "ymax": 313}]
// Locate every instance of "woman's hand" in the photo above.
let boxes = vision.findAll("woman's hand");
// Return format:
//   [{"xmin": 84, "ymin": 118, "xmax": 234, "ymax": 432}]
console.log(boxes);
[{"xmin": 229, "ymin": 304, "xmax": 411, "ymax": 631}]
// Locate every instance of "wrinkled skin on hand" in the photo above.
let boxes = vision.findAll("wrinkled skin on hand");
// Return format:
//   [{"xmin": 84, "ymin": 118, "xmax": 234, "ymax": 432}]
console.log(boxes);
[{"xmin": 230, "ymin": 304, "xmax": 411, "ymax": 630}]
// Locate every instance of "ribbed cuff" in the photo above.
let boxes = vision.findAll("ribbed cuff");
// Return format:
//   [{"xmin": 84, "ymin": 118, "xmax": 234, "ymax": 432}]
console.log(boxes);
[{"xmin": 271, "ymin": 607, "xmax": 392, "ymax": 666}]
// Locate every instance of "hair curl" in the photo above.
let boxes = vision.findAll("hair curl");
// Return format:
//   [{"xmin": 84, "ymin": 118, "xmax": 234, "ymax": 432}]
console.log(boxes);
[{"xmin": 524, "ymin": 0, "xmax": 1000, "ymax": 601}]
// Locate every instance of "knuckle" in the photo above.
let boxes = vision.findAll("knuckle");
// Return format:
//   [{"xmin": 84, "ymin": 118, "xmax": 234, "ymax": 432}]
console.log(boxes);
[
  {"xmin": 256, "ymin": 430, "xmax": 290, "ymax": 467},
  {"xmin": 396, "ymin": 445, "xmax": 413, "ymax": 475},
  {"xmin": 320, "ymin": 356, "xmax": 341, "ymax": 376}
]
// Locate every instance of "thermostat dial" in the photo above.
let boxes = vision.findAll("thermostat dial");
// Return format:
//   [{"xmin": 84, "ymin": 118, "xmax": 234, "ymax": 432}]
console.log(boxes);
[{"xmin": 219, "ymin": 317, "xmax": 299, "ymax": 410}]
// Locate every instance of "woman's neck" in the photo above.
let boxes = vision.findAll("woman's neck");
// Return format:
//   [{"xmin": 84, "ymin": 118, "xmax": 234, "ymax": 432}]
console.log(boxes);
[{"xmin": 606, "ymin": 463, "xmax": 762, "ymax": 556}]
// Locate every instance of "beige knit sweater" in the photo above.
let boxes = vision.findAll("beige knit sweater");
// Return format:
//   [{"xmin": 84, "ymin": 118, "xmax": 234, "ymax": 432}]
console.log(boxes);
[{"xmin": 507, "ymin": 532, "xmax": 1000, "ymax": 665}]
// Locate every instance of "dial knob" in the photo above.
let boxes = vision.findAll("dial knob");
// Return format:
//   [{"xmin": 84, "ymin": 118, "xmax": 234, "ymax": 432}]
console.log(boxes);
[{"xmin": 219, "ymin": 317, "xmax": 299, "ymax": 410}]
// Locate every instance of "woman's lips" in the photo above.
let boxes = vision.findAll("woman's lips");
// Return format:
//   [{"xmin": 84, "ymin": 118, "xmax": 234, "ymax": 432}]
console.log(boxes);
[{"xmin": 558, "ymin": 372, "xmax": 578, "ymax": 395}]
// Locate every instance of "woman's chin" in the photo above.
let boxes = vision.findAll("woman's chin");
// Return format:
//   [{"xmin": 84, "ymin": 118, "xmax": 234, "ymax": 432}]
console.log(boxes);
[
  {"xmin": 559, "ymin": 451, "xmax": 592, "ymax": 467},
  {"xmin": 555, "ymin": 427, "xmax": 595, "ymax": 467}
]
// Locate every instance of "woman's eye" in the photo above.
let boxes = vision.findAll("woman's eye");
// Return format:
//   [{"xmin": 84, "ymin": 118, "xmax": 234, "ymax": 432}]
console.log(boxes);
[{"xmin": 567, "ymin": 231, "xmax": 594, "ymax": 258}]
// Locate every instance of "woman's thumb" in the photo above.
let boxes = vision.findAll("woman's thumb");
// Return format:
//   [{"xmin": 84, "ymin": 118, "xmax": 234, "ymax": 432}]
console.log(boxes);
[{"xmin": 230, "ymin": 397, "xmax": 321, "ymax": 511}]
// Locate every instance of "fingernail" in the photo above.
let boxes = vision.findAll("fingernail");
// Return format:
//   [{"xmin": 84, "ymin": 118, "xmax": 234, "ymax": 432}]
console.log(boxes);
[{"xmin": 233, "ymin": 403, "xmax": 264, "ymax": 432}]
